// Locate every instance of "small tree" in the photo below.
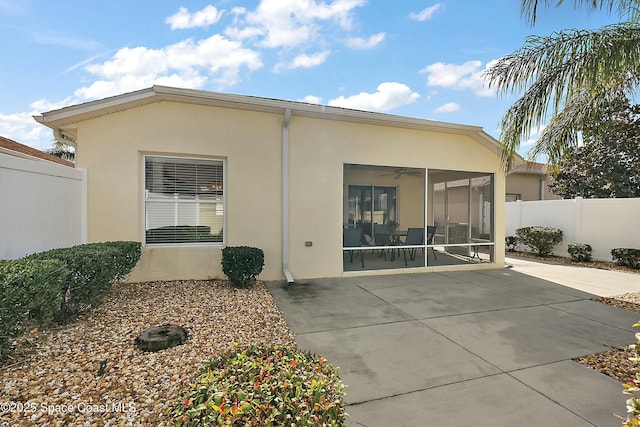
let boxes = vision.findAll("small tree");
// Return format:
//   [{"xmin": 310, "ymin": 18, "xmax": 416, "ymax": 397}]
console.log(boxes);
[
  {"xmin": 549, "ymin": 100, "xmax": 640, "ymax": 199},
  {"xmin": 45, "ymin": 140, "xmax": 75, "ymax": 162}
]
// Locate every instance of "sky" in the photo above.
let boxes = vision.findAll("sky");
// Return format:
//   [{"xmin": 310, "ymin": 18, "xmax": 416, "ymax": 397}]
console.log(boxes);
[{"xmin": 0, "ymin": 0, "xmax": 619, "ymax": 155}]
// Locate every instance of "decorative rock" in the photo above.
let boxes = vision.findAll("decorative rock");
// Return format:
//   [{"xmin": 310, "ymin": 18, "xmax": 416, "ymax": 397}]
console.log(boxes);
[
  {"xmin": 0, "ymin": 280, "xmax": 296, "ymax": 425},
  {"xmin": 135, "ymin": 324, "xmax": 188, "ymax": 352}
]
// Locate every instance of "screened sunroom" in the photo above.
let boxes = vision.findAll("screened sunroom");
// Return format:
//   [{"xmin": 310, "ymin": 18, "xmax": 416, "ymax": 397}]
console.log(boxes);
[{"xmin": 343, "ymin": 164, "xmax": 495, "ymax": 271}]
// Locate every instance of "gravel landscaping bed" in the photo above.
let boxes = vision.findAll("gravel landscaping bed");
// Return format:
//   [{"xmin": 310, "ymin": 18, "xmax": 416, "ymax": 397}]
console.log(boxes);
[
  {"xmin": 0, "ymin": 280, "xmax": 295, "ymax": 426},
  {"xmin": 576, "ymin": 292, "xmax": 640, "ymax": 385}
]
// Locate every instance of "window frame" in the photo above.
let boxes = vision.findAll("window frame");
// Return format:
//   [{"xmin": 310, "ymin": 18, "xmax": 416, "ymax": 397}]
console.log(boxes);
[{"xmin": 142, "ymin": 154, "xmax": 226, "ymax": 247}]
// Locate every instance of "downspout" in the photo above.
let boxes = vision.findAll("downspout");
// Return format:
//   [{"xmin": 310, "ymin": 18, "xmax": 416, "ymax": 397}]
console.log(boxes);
[{"xmin": 282, "ymin": 109, "xmax": 295, "ymax": 284}]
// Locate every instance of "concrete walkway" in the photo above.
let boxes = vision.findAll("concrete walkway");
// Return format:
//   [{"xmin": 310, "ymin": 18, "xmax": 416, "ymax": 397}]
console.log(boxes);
[
  {"xmin": 507, "ymin": 256, "xmax": 640, "ymax": 297},
  {"xmin": 268, "ymin": 267, "xmax": 640, "ymax": 427}
]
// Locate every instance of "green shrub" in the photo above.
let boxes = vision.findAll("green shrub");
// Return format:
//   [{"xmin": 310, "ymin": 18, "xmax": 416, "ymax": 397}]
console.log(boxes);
[
  {"xmin": 81, "ymin": 241, "xmax": 142, "ymax": 282},
  {"xmin": 567, "ymin": 243, "xmax": 593, "ymax": 262},
  {"xmin": 28, "ymin": 241, "xmax": 141, "ymax": 319},
  {"xmin": 505, "ymin": 236, "xmax": 518, "ymax": 252},
  {"xmin": 515, "ymin": 226, "xmax": 563, "ymax": 256},
  {"xmin": 221, "ymin": 246, "xmax": 264, "ymax": 288},
  {"xmin": 611, "ymin": 248, "xmax": 640, "ymax": 269},
  {"xmin": 0, "ymin": 258, "xmax": 67, "ymax": 356},
  {"xmin": 170, "ymin": 345, "xmax": 345, "ymax": 426}
]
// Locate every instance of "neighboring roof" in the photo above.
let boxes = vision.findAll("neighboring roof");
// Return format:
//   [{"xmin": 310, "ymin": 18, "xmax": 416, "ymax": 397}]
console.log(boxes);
[
  {"xmin": 0, "ymin": 136, "xmax": 74, "ymax": 167},
  {"xmin": 33, "ymin": 85, "xmax": 502, "ymax": 154},
  {"xmin": 509, "ymin": 160, "xmax": 548, "ymax": 175}
]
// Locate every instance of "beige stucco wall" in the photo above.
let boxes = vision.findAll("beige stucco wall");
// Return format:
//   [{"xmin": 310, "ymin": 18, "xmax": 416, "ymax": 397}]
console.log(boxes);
[
  {"xmin": 75, "ymin": 100, "xmax": 505, "ymax": 282},
  {"xmin": 287, "ymin": 116, "xmax": 505, "ymax": 279},
  {"xmin": 506, "ymin": 172, "xmax": 558, "ymax": 201},
  {"xmin": 76, "ymin": 101, "xmax": 283, "ymax": 281}
]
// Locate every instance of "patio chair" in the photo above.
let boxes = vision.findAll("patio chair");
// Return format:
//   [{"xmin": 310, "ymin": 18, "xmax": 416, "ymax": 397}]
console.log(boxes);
[
  {"xmin": 402, "ymin": 227, "xmax": 425, "ymax": 266},
  {"xmin": 374, "ymin": 223, "xmax": 393, "ymax": 260},
  {"xmin": 426, "ymin": 225, "xmax": 437, "ymax": 261},
  {"xmin": 343, "ymin": 227, "xmax": 365, "ymax": 268}
]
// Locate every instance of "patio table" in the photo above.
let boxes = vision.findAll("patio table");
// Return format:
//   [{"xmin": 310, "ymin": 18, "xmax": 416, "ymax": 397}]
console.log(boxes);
[{"xmin": 375, "ymin": 230, "xmax": 407, "ymax": 260}]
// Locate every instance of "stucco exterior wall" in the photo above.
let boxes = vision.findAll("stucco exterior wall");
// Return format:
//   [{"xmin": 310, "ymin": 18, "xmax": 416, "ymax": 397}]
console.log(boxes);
[
  {"xmin": 506, "ymin": 172, "xmax": 558, "ymax": 201},
  {"xmin": 288, "ymin": 116, "xmax": 505, "ymax": 279},
  {"xmin": 74, "ymin": 99, "xmax": 505, "ymax": 282},
  {"xmin": 76, "ymin": 101, "xmax": 283, "ymax": 281}
]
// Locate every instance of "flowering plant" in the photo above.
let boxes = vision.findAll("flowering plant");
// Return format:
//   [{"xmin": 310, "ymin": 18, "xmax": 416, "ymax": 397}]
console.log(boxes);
[
  {"xmin": 622, "ymin": 323, "xmax": 640, "ymax": 426},
  {"xmin": 170, "ymin": 345, "xmax": 345, "ymax": 426}
]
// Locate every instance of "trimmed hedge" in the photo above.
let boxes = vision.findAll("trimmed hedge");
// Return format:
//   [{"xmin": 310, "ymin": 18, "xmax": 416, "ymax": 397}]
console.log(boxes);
[
  {"xmin": 27, "ymin": 241, "xmax": 141, "ymax": 319},
  {"xmin": 611, "ymin": 248, "xmax": 640, "ymax": 269},
  {"xmin": 567, "ymin": 243, "xmax": 593, "ymax": 262},
  {"xmin": 170, "ymin": 345, "xmax": 345, "ymax": 426},
  {"xmin": 0, "ymin": 241, "xmax": 141, "ymax": 357},
  {"xmin": 515, "ymin": 226, "xmax": 563, "ymax": 256},
  {"xmin": 0, "ymin": 258, "xmax": 67, "ymax": 356},
  {"xmin": 222, "ymin": 246, "xmax": 265, "ymax": 288},
  {"xmin": 28, "ymin": 242, "xmax": 136, "ymax": 318}
]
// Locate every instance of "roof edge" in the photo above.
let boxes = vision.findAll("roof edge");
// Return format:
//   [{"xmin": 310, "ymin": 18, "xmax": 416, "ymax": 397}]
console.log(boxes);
[{"xmin": 34, "ymin": 85, "xmax": 501, "ymax": 153}]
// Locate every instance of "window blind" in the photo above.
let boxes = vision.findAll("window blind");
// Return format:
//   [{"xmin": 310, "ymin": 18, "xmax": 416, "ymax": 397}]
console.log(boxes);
[{"xmin": 144, "ymin": 156, "xmax": 224, "ymax": 245}]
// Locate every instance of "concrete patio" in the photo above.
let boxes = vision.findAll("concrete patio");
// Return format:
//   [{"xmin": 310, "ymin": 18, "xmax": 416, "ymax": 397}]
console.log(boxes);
[{"xmin": 267, "ymin": 267, "xmax": 640, "ymax": 426}]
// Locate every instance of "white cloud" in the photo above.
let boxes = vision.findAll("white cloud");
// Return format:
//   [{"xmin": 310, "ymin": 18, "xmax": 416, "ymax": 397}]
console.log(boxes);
[
  {"xmin": 346, "ymin": 32, "xmax": 385, "ymax": 49},
  {"xmin": 0, "ymin": 111, "xmax": 53, "ymax": 150},
  {"xmin": 277, "ymin": 50, "xmax": 331, "ymax": 71},
  {"xmin": 30, "ymin": 97, "xmax": 75, "ymax": 113},
  {"xmin": 6, "ymin": 0, "xmax": 379, "ymax": 149},
  {"xmin": 409, "ymin": 4, "xmax": 441, "ymax": 22},
  {"xmin": 166, "ymin": 6, "xmax": 225, "ymax": 30},
  {"xmin": 433, "ymin": 102, "xmax": 460, "ymax": 114},
  {"xmin": 328, "ymin": 82, "xmax": 420, "ymax": 112},
  {"xmin": 420, "ymin": 59, "xmax": 497, "ymax": 97},
  {"xmin": 0, "ymin": 97, "xmax": 80, "ymax": 150},
  {"xmin": 75, "ymin": 35, "xmax": 263, "ymax": 100},
  {"xmin": 225, "ymin": 0, "xmax": 366, "ymax": 48},
  {"xmin": 301, "ymin": 95, "xmax": 323, "ymax": 104}
]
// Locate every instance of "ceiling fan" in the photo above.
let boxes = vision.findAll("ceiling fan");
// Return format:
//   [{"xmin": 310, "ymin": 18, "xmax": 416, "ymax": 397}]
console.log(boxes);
[{"xmin": 379, "ymin": 168, "xmax": 423, "ymax": 179}]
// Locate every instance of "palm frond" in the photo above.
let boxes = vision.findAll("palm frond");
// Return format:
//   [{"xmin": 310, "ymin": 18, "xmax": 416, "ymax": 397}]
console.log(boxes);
[
  {"xmin": 521, "ymin": 0, "xmax": 640, "ymax": 25},
  {"xmin": 486, "ymin": 21, "xmax": 640, "ymax": 167}
]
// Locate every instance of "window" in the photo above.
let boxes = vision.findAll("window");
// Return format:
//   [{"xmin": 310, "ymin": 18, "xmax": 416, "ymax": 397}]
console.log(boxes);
[
  {"xmin": 144, "ymin": 156, "xmax": 224, "ymax": 245},
  {"xmin": 347, "ymin": 185, "xmax": 397, "ymax": 226}
]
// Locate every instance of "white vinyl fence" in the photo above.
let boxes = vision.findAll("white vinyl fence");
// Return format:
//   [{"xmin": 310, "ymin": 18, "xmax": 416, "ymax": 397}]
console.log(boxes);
[
  {"xmin": 506, "ymin": 197, "xmax": 640, "ymax": 261},
  {"xmin": 0, "ymin": 153, "xmax": 86, "ymax": 260}
]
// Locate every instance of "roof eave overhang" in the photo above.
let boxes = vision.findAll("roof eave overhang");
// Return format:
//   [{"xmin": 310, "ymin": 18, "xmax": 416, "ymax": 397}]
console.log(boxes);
[{"xmin": 33, "ymin": 85, "xmax": 502, "ymax": 154}]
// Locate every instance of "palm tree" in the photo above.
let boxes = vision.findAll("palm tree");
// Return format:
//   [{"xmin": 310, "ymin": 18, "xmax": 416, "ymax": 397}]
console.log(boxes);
[
  {"xmin": 45, "ymin": 140, "xmax": 75, "ymax": 162},
  {"xmin": 485, "ymin": 0, "xmax": 640, "ymax": 169}
]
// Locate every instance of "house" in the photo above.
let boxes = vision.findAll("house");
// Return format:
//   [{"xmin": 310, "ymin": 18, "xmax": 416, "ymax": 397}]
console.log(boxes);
[
  {"xmin": 506, "ymin": 159, "xmax": 559, "ymax": 201},
  {"xmin": 34, "ymin": 85, "xmax": 506, "ymax": 282}
]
